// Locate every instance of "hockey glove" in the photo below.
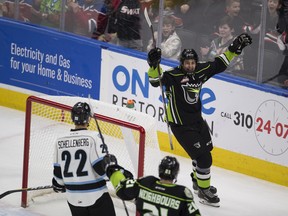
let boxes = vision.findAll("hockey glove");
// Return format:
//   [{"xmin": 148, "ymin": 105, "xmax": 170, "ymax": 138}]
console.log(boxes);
[
  {"xmin": 106, "ymin": 164, "xmax": 134, "ymax": 180},
  {"xmin": 228, "ymin": 33, "xmax": 252, "ymax": 55},
  {"xmin": 147, "ymin": 47, "xmax": 162, "ymax": 68},
  {"xmin": 52, "ymin": 178, "xmax": 66, "ymax": 193},
  {"xmin": 102, "ymin": 154, "xmax": 118, "ymax": 172}
]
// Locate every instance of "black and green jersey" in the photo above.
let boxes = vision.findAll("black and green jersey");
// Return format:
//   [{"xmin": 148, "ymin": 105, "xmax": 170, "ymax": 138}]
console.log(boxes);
[
  {"xmin": 110, "ymin": 172, "xmax": 201, "ymax": 216},
  {"xmin": 148, "ymin": 50, "xmax": 237, "ymax": 126}
]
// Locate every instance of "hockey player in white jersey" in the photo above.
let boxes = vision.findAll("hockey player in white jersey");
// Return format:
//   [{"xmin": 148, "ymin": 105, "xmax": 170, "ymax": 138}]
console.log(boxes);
[{"xmin": 52, "ymin": 102, "xmax": 116, "ymax": 216}]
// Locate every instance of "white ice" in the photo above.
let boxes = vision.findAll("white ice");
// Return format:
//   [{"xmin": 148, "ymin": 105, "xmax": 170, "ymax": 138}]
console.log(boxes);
[{"xmin": 0, "ymin": 106, "xmax": 288, "ymax": 216}]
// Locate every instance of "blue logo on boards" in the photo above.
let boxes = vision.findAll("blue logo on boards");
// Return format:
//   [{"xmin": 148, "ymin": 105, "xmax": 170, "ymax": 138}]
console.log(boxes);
[
  {"xmin": 112, "ymin": 65, "xmax": 216, "ymax": 115},
  {"xmin": 112, "ymin": 65, "xmax": 149, "ymax": 98}
]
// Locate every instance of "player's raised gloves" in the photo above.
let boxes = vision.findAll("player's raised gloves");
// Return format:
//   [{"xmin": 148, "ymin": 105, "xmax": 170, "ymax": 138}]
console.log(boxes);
[
  {"xmin": 228, "ymin": 33, "xmax": 252, "ymax": 55},
  {"xmin": 52, "ymin": 178, "xmax": 66, "ymax": 193},
  {"xmin": 147, "ymin": 47, "xmax": 162, "ymax": 68}
]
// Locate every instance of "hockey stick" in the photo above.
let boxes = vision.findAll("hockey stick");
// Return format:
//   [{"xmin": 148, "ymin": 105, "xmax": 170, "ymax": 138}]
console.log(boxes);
[
  {"xmin": 88, "ymin": 94, "xmax": 109, "ymax": 154},
  {"xmin": 262, "ymin": 74, "xmax": 280, "ymax": 83},
  {"xmin": 144, "ymin": 7, "xmax": 174, "ymax": 150},
  {"xmin": 87, "ymin": 95, "xmax": 130, "ymax": 216},
  {"xmin": 0, "ymin": 185, "xmax": 52, "ymax": 199}
]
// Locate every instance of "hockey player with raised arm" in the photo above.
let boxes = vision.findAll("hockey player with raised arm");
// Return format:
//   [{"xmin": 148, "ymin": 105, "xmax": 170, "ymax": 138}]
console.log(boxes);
[
  {"xmin": 146, "ymin": 33, "xmax": 252, "ymax": 207},
  {"xmin": 103, "ymin": 155, "xmax": 201, "ymax": 216},
  {"xmin": 52, "ymin": 102, "xmax": 116, "ymax": 216}
]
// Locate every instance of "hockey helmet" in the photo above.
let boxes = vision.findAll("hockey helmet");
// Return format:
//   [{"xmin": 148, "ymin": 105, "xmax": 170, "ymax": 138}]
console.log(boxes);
[
  {"xmin": 71, "ymin": 102, "xmax": 91, "ymax": 125},
  {"xmin": 180, "ymin": 49, "xmax": 198, "ymax": 64},
  {"xmin": 159, "ymin": 156, "xmax": 179, "ymax": 181}
]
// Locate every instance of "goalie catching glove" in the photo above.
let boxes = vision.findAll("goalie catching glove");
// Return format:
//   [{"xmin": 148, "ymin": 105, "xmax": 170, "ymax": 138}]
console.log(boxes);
[
  {"xmin": 228, "ymin": 33, "xmax": 252, "ymax": 55},
  {"xmin": 52, "ymin": 178, "xmax": 66, "ymax": 193},
  {"xmin": 147, "ymin": 47, "xmax": 161, "ymax": 69}
]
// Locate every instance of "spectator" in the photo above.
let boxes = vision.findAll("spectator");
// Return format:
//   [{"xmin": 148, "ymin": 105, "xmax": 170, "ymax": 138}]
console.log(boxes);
[
  {"xmin": 1, "ymin": 0, "xmax": 42, "ymax": 24},
  {"xmin": 276, "ymin": 0, "xmax": 288, "ymax": 87},
  {"xmin": 174, "ymin": 0, "xmax": 211, "ymax": 32},
  {"xmin": 52, "ymin": 102, "xmax": 116, "ymax": 216},
  {"xmin": 255, "ymin": 0, "xmax": 282, "ymax": 51},
  {"xmin": 263, "ymin": 0, "xmax": 285, "ymax": 85},
  {"xmin": 147, "ymin": 15, "xmax": 182, "ymax": 61},
  {"xmin": 276, "ymin": 0, "xmax": 288, "ymax": 41},
  {"xmin": 104, "ymin": 155, "xmax": 202, "ymax": 216},
  {"xmin": 199, "ymin": 0, "xmax": 226, "ymax": 35},
  {"xmin": 200, "ymin": 16, "xmax": 244, "ymax": 71},
  {"xmin": 66, "ymin": 0, "xmax": 103, "ymax": 37},
  {"xmin": 92, "ymin": 0, "xmax": 143, "ymax": 51},
  {"xmin": 151, "ymin": 0, "xmax": 183, "ymax": 29},
  {"xmin": 224, "ymin": 0, "xmax": 253, "ymax": 35},
  {"xmin": 40, "ymin": 0, "xmax": 62, "ymax": 28},
  {"xmin": 267, "ymin": 0, "xmax": 282, "ymax": 32}
]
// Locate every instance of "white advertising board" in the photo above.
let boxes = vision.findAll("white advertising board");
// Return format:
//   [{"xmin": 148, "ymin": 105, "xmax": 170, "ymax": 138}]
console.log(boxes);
[
  {"xmin": 203, "ymin": 78, "xmax": 288, "ymax": 166},
  {"xmin": 100, "ymin": 49, "xmax": 171, "ymax": 132}
]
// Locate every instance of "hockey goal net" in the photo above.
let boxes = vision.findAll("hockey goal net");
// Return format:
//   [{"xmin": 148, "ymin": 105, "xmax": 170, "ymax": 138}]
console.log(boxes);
[{"xmin": 21, "ymin": 95, "xmax": 161, "ymax": 208}]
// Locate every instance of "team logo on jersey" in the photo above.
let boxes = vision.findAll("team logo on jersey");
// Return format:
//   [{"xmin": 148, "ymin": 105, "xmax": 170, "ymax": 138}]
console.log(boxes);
[
  {"xmin": 193, "ymin": 142, "xmax": 201, "ymax": 148},
  {"xmin": 184, "ymin": 187, "xmax": 193, "ymax": 199},
  {"xmin": 180, "ymin": 76, "xmax": 189, "ymax": 83},
  {"xmin": 181, "ymin": 83, "xmax": 201, "ymax": 104}
]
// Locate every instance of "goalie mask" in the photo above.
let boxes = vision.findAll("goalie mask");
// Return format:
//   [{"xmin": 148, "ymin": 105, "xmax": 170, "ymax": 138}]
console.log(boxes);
[
  {"xmin": 159, "ymin": 156, "xmax": 179, "ymax": 181},
  {"xmin": 71, "ymin": 102, "xmax": 91, "ymax": 125}
]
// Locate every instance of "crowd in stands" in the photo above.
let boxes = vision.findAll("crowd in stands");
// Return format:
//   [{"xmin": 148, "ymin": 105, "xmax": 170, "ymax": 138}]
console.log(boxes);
[{"xmin": 0, "ymin": 0, "xmax": 287, "ymax": 88}]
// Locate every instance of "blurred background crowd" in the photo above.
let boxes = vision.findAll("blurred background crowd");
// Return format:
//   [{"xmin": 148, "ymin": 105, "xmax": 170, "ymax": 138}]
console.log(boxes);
[{"xmin": 1, "ymin": 0, "xmax": 288, "ymax": 89}]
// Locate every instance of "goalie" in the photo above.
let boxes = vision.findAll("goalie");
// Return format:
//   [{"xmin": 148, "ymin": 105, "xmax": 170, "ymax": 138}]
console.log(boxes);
[{"xmin": 104, "ymin": 154, "xmax": 201, "ymax": 216}]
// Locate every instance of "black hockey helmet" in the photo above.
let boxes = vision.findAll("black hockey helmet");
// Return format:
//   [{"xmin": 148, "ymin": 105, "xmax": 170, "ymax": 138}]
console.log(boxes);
[
  {"xmin": 180, "ymin": 49, "xmax": 198, "ymax": 64},
  {"xmin": 159, "ymin": 156, "xmax": 179, "ymax": 181},
  {"xmin": 71, "ymin": 102, "xmax": 91, "ymax": 125}
]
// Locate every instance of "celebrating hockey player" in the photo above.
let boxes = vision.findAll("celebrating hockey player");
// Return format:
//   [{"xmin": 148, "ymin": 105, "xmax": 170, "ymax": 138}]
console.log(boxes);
[
  {"xmin": 104, "ymin": 155, "xmax": 201, "ymax": 216},
  {"xmin": 147, "ymin": 33, "xmax": 252, "ymax": 207},
  {"xmin": 52, "ymin": 102, "xmax": 116, "ymax": 216}
]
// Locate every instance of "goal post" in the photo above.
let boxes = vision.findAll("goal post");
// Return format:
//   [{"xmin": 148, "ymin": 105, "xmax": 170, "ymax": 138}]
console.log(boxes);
[{"xmin": 21, "ymin": 95, "xmax": 161, "ymax": 208}]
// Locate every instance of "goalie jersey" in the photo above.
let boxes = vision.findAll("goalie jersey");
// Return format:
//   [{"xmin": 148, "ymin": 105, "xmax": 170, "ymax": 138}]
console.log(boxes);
[
  {"xmin": 53, "ymin": 128, "xmax": 108, "ymax": 207},
  {"xmin": 111, "ymin": 174, "xmax": 201, "ymax": 216}
]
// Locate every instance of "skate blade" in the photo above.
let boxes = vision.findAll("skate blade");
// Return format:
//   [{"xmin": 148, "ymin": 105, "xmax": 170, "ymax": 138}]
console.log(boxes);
[
  {"xmin": 195, "ymin": 190, "xmax": 218, "ymax": 196},
  {"xmin": 199, "ymin": 199, "xmax": 220, "ymax": 208}
]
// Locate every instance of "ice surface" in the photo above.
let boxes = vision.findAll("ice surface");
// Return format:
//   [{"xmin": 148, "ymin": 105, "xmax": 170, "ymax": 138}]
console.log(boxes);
[{"xmin": 0, "ymin": 106, "xmax": 288, "ymax": 216}]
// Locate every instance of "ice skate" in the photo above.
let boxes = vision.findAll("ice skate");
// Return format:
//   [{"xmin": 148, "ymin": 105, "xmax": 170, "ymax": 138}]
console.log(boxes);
[
  {"xmin": 193, "ymin": 182, "xmax": 217, "ymax": 195},
  {"xmin": 198, "ymin": 187, "xmax": 220, "ymax": 207},
  {"xmin": 191, "ymin": 174, "xmax": 217, "ymax": 195}
]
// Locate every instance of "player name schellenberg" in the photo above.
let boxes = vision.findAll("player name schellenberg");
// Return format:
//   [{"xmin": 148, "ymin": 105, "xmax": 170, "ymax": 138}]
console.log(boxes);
[
  {"xmin": 58, "ymin": 138, "xmax": 89, "ymax": 149},
  {"xmin": 139, "ymin": 188, "xmax": 180, "ymax": 209}
]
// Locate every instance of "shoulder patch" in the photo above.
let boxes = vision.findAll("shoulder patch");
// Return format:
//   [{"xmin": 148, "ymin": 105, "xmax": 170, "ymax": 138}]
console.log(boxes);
[
  {"xmin": 166, "ymin": 68, "xmax": 174, "ymax": 72},
  {"xmin": 184, "ymin": 187, "xmax": 193, "ymax": 199}
]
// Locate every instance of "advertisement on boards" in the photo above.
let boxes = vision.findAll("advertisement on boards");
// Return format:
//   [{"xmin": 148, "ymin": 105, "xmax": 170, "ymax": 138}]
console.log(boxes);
[
  {"xmin": 100, "ymin": 49, "xmax": 288, "ymax": 167},
  {"xmin": 100, "ymin": 49, "xmax": 172, "ymax": 132},
  {"xmin": 203, "ymin": 78, "xmax": 288, "ymax": 166},
  {"xmin": 0, "ymin": 20, "xmax": 101, "ymax": 99}
]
